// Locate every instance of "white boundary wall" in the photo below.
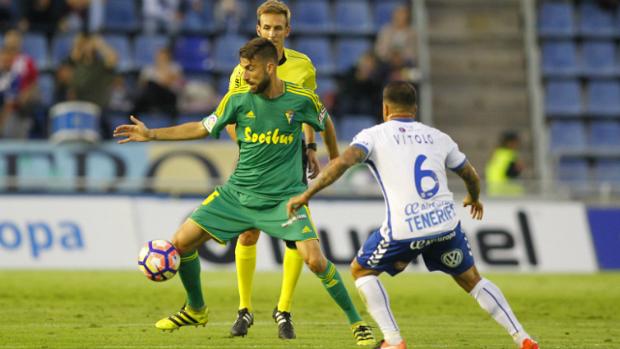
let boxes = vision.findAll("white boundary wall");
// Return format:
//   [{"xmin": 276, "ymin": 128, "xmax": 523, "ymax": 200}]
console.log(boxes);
[{"xmin": 0, "ymin": 196, "xmax": 597, "ymax": 272}]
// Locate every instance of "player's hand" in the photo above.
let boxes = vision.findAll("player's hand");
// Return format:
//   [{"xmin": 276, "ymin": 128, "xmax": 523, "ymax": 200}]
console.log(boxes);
[
  {"xmin": 113, "ymin": 115, "xmax": 153, "ymax": 144},
  {"xmin": 286, "ymin": 193, "xmax": 309, "ymax": 218},
  {"xmin": 306, "ymin": 149, "xmax": 320, "ymax": 179},
  {"xmin": 463, "ymin": 194, "xmax": 483, "ymax": 220}
]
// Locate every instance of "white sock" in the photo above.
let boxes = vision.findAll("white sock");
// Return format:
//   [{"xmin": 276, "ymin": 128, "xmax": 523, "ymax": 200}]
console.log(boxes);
[
  {"xmin": 355, "ymin": 275, "xmax": 403, "ymax": 345},
  {"xmin": 470, "ymin": 278, "xmax": 529, "ymax": 346}
]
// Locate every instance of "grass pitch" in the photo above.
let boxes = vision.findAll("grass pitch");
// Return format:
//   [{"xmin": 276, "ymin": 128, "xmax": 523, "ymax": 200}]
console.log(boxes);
[{"xmin": 0, "ymin": 271, "xmax": 618, "ymax": 349}]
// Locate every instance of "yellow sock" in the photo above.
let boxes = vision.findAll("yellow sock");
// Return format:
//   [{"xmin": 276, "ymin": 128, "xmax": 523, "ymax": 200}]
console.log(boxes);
[
  {"xmin": 277, "ymin": 246, "xmax": 304, "ymax": 312},
  {"xmin": 235, "ymin": 242, "xmax": 257, "ymax": 311}
]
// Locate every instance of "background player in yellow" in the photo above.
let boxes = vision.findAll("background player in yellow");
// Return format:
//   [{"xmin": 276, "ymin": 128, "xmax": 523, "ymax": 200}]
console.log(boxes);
[
  {"xmin": 225, "ymin": 0, "xmax": 338, "ymax": 339},
  {"xmin": 113, "ymin": 38, "xmax": 375, "ymax": 346}
]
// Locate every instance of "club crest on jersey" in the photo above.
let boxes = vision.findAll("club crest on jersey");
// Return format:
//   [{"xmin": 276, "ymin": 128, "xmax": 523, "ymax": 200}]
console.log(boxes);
[
  {"xmin": 285, "ymin": 110, "xmax": 295, "ymax": 124},
  {"xmin": 246, "ymin": 110, "xmax": 255, "ymax": 118}
]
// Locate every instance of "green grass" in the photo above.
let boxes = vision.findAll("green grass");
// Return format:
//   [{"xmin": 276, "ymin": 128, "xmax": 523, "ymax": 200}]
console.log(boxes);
[{"xmin": 0, "ymin": 271, "xmax": 618, "ymax": 349}]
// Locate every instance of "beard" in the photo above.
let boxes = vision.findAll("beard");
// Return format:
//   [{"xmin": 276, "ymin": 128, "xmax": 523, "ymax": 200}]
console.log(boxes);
[{"xmin": 252, "ymin": 75, "xmax": 271, "ymax": 94}]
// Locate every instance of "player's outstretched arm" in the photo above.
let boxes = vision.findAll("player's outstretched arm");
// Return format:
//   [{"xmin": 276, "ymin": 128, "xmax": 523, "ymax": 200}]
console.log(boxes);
[
  {"xmin": 286, "ymin": 145, "xmax": 364, "ymax": 217},
  {"xmin": 114, "ymin": 115, "xmax": 208, "ymax": 144},
  {"xmin": 455, "ymin": 161, "xmax": 484, "ymax": 220}
]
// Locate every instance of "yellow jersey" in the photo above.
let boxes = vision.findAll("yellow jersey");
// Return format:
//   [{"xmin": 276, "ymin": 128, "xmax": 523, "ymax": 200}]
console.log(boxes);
[{"xmin": 228, "ymin": 47, "xmax": 317, "ymax": 91}]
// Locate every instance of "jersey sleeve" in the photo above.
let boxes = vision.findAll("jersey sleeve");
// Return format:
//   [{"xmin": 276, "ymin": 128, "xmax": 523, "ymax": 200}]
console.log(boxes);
[
  {"xmin": 350, "ymin": 128, "xmax": 374, "ymax": 161},
  {"xmin": 444, "ymin": 134, "xmax": 467, "ymax": 171},
  {"xmin": 298, "ymin": 92, "xmax": 327, "ymax": 132},
  {"xmin": 201, "ymin": 92, "xmax": 238, "ymax": 138},
  {"xmin": 302, "ymin": 64, "xmax": 317, "ymax": 91},
  {"xmin": 228, "ymin": 64, "xmax": 245, "ymax": 90}
]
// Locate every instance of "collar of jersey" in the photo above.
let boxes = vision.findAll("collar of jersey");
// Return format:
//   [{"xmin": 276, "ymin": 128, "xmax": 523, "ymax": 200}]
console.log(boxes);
[{"xmin": 390, "ymin": 117, "xmax": 417, "ymax": 123}]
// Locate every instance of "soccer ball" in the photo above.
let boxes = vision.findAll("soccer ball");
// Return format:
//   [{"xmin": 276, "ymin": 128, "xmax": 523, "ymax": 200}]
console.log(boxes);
[{"xmin": 138, "ymin": 240, "xmax": 181, "ymax": 282}]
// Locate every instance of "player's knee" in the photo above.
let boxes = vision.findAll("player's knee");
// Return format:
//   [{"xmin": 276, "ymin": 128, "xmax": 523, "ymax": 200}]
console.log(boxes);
[
  {"xmin": 171, "ymin": 238, "xmax": 189, "ymax": 255},
  {"xmin": 305, "ymin": 255, "xmax": 326, "ymax": 274},
  {"xmin": 350, "ymin": 259, "xmax": 364, "ymax": 279},
  {"xmin": 238, "ymin": 230, "xmax": 260, "ymax": 245}
]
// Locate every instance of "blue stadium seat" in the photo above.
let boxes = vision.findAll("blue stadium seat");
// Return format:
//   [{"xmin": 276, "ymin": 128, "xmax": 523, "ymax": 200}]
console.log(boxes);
[
  {"xmin": 538, "ymin": 1, "xmax": 575, "ymax": 37},
  {"xmin": 22, "ymin": 33, "xmax": 48, "ymax": 70},
  {"xmin": 50, "ymin": 33, "xmax": 75, "ymax": 66},
  {"xmin": 375, "ymin": 1, "xmax": 404, "ymax": 30},
  {"xmin": 174, "ymin": 36, "xmax": 211, "ymax": 72},
  {"xmin": 578, "ymin": 2, "xmax": 616, "ymax": 37},
  {"xmin": 293, "ymin": 0, "xmax": 332, "ymax": 34},
  {"xmin": 557, "ymin": 158, "xmax": 590, "ymax": 183},
  {"xmin": 589, "ymin": 121, "xmax": 620, "ymax": 149},
  {"xmin": 37, "ymin": 74, "xmax": 55, "ymax": 107},
  {"xmin": 581, "ymin": 40, "xmax": 618, "ymax": 77},
  {"xmin": 339, "ymin": 114, "xmax": 377, "ymax": 141},
  {"xmin": 102, "ymin": 0, "xmax": 139, "ymax": 32},
  {"xmin": 334, "ymin": 1, "xmax": 373, "ymax": 34},
  {"xmin": 544, "ymin": 79, "xmax": 582, "ymax": 116},
  {"xmin": 593, "ymin": 159, "xmax": 620, "ymax": 183},
  {"xmin": 586, "ymin": 80, "xmax": 620, "ymax": 116},
  {"xmin": 213, "ymin": 34, "xmax": 247, "ymax": 73},
  {"xmin": 103, "ymin": 35, "xmax": 133, "ymax": 72},
  {"xmin": 541, "ymin": 40, "xmax": 579, "ymax": 77},
  {"xmin": 134, "ymin": 35, "xmax": 169, "ymax": 66},
  {"xmin": 549, "ymin": 121, "xmax": 587, "ymax": 151},
  {"xmin": 336, "ymin": 38, "xmax": 372, "ymax": 73},
  {"xmin": 181, "ymin": 0, "xmax": 215, "ymax": 33},
  {"xmin": 294, "ymin": 38, "xmax": 334, "ymax": 74}
]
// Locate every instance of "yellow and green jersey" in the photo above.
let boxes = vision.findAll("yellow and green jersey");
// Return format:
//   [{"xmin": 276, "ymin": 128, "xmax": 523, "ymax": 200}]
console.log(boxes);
[
  {"xmin": 202, "ymin": 82, "xmax": 327, "ymax": 201},
  {"xmin": 228, "ymin": 48, "xmax": 317, "ymax": 91}
]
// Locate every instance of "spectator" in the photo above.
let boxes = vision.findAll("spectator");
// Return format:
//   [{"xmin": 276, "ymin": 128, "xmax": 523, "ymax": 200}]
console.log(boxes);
[
  {"xmin": 142, "ymin": 0, "xmax": 185, "ymax": 35},
  {"xmin": 131, "ymin": 47, "xmax": 183, "ymax": 118},
  {"xmin": 335, "ymin": 52, "xmax": 385, "ymax": 122},
  {"xmin": 375, "ymin": 4, "xmax": 417, "ymax": 66},
  {"xmin": 0, "ymin": 30, "xmax": 39, "ymax": 138},
  {"xmin": 485, "ymin": 131, "xmax": 525, "ymax": 197},
  {"xmin": 18, "ymin": 0, "xmax": 63, "ymax": 35},
  {"xmin": 63, "ymin": 33, "xmax": 117, "ymax": 108}
]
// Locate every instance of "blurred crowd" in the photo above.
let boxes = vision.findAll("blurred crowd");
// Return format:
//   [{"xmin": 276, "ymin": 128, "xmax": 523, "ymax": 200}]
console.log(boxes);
[{"xmin": 0, "ymin": 0, "xmax": 418, "ymax": 140}]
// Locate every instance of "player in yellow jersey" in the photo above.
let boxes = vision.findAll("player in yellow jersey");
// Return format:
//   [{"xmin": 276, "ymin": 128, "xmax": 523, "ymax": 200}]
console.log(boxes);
[{"xmin": 225, "ymin": 0, "xmax": 339, "ymax": 340}]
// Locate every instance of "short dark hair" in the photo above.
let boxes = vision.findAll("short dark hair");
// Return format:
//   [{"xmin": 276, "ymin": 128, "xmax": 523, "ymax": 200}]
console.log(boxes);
[
  {"xmin": 383, "ymin": 81, "xmax": 417, "ymax": 109},
  {"xmin": 239, "ymin": 37, "xmax": 278, "ymax": 63}
]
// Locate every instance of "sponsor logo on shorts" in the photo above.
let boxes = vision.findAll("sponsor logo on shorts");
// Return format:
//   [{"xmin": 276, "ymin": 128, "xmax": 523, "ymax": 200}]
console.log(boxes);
[{"xmin": 441, "ymin": 249, "xmax": 463, "ymax": 268}]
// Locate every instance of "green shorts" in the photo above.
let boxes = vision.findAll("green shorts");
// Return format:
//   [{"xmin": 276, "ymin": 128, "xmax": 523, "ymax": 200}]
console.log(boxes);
[{"xmin": 189, "ymin": 185, "xmax": 319, "ymax": 243}]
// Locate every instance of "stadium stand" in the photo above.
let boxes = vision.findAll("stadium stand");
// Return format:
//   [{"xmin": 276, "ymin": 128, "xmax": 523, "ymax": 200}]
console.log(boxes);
[
  {"xmin": 538, "ymin": 1, "xmax": 575, "ymax": 37},
  {"xmin": 539, "ymin": 0, "xmax": 620, "ymax": 194}
]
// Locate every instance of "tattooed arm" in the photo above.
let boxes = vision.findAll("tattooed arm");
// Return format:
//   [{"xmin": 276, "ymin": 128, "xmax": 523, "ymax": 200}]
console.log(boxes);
[
  {"xmin": 286, "ymin": 145, "xmax": 366, "ymax": 216},
  {"xmin": 454, "ymin": 161, "xmax": 484, "ymax": 220}
]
